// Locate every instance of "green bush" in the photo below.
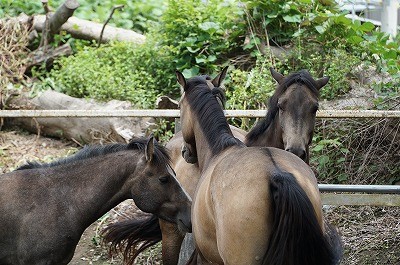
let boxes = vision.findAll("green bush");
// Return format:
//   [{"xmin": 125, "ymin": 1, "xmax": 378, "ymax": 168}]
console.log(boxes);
[
  {"xmin": 0, "ymin": 0, "xmax": 43, "ymax": 17},
  {"xmin": 284, "ymin": 46, "xmax": 361, "ymax": 100},
  {"xmin": 159, "ymin": 0, "xmax": 246, "ymax": 75},
  {"xmin": 39, "ymin": 41, "xmax": 178, "ymax": 108}
]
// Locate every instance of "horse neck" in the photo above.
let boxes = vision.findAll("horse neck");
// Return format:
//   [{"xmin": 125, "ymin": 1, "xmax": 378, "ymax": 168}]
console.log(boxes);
[
  {"xmin": 192, "ymin": 118, "xmax": 237, "ymax": 172},
  {"xmin": 246, "ymin": 113, "xmax": 284, "ymax": 149},
  {"xmin": 65, "ymin": 153, "xmax": 137, "ymax": 227}
]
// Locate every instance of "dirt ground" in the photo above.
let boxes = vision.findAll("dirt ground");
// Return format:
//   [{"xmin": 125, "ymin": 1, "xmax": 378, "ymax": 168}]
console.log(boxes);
[{"xmin": 1, "ymin": 128, "xmax": 399, "ymax": 265}]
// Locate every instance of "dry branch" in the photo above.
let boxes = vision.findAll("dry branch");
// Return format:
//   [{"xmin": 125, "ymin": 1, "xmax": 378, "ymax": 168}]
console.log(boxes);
[
  {"xmin": 98, "ymin": 4, "xmax": 124, "ymax": 47},
  {"xmin": 48, "ymin": 0, "xmax": 79, "ymax": 35},
  {"xmin": 40, "ymin": 0, "xmax": 79, "ymax": 47},
  {"xmin": 0, "ymin": 14, "xmax": 31, "ymax": 86}
]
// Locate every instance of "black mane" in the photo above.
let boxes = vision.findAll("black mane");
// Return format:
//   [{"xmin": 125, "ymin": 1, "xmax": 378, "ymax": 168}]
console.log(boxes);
[
  {"xmin": 16, "ymin": 138, "xmax": 171, "ymax": 170},
  {"xmin": 246, "ymin": 69, "xmax": 319, "ymax": 145},
  {"xmin": 185, "ymin": 76, "xmax": 242, "ymax": 155}
]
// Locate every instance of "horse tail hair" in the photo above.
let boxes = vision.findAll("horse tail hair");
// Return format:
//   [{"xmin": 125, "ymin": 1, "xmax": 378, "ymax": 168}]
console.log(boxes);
[
  {"xmin": 263, "ymin": 172, "xmax": 343, "ymax": 265},
  {"xmin": 101, "ymin": 214, "xmax": 162, "ymax": 265}
]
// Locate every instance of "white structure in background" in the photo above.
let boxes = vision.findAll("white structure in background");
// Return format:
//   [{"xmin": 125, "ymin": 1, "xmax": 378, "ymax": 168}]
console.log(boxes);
[{"xmin": 337, "ymin": 0, "xmax": 399, "ymax": 37}]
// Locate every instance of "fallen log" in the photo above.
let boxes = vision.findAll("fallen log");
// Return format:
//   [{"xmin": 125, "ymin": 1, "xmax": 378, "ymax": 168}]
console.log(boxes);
[
  {"xmin": 33, "ymin": 15, "xmax": 146, "ymax": 44},
  {"xmin": 5, "ymin": 90, "xmax": 155, "ymax": 144}
]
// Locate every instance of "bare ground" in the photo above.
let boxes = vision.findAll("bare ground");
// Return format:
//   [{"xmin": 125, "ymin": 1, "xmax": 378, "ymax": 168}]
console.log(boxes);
[{"xmin": 1, "ymin": 128, "xmax": 399, "ymax": 265}]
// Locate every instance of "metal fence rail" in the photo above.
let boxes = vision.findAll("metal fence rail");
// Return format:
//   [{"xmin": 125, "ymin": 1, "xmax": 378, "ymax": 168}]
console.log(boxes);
[
  {"xmin": 319, "ymin": 184, "xmax": 400, "ymax": 207},
  {"xmin": 1, "ymin": 109, "xmax": 400, "ymax": 118}
]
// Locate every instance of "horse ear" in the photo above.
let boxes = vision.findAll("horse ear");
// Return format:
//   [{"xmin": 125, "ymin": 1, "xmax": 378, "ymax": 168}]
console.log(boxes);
[
  {"xmin": 270, "ymin": 67, "xmax": 284, "ymax": 84},
  {"xmin": 212, "ymin": 66, "xmax": 229, "ymax": 87},
  {"xmin": 176, "ymin": 70, "xmax": 187, "ymax": 91},
  {"xmin": 315, "ymin": 76, "xmax": 330, "ymax": 90},
  {"xmin": 145, "ymin": 134, "xmax": 155, "ymax": 162}
]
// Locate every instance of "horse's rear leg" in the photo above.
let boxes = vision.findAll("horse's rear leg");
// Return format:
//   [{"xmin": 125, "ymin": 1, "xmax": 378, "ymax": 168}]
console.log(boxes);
[
  {"xmin": 215, "ymin": 196, "xmax": 271, "ymax": 265},
  {"xmin": 159, "ymin": 219, "xmax": 185, "ymax": 265}
]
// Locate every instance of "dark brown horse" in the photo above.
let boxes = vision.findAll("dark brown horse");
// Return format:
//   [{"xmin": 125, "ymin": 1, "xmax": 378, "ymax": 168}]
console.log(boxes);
[
  {"xmin": 246, "ymin": 68, "xmax": 329, "ymax": 163},
  {"xmin": 102, "ymin": 68, "xmax": 330, "ymax": 264},
  {"xmin": 177, "ymin": 71, "xmax": 342, "ymax": 264},
  {"xmin": 0, "ymin": 136, "xmax": 191, "ymax": 265}
]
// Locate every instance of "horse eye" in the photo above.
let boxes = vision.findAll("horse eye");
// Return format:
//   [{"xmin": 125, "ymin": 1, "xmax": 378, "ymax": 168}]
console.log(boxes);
[{"xmin": 159, "ymin": 175, "xmax": 170, "ymax": 184}]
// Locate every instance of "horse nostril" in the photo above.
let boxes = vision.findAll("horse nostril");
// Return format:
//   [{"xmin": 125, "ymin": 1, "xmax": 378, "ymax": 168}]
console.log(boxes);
[{"xmin": 299, "ymin": 150, "xmax": 306, "ymax": 160}]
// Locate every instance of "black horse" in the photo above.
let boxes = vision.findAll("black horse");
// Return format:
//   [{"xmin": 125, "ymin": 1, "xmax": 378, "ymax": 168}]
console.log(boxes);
[{"xmin": 0, "ymin": 136, "xmax": 191, "ymax": 265}]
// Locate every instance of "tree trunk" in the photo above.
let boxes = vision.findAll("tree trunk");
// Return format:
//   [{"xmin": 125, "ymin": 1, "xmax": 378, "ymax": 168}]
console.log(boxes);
[
  {"xmin": 5, "ymin": 90, "xmax": 155, "ymax": 144},
  {"xmin": 33, "ymin": 15, "xmax": 146, "ymax": 44}
]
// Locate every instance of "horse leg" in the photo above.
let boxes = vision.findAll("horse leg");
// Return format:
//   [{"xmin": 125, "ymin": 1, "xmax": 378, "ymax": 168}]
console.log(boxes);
[{"xmin": 159, "ymin": 219, "xmax": 185, "ymax": 265}]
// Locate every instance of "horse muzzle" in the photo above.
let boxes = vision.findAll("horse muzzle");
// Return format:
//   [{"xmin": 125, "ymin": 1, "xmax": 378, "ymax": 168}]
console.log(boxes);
[
  {"xmin": 285, "ymin": 147, "xmax": 308, "ymax": 163},
  {"xmin": 181, "ymin": 145, "xmax": 198, "ymax": 164}
]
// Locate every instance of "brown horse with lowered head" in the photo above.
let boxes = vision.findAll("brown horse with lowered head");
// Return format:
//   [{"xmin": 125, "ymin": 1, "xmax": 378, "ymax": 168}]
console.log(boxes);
[
  {"xmin": 102, "ymin": 68, "xmax": 331, "ymax": 264},
  {"xmin": 0, "ymin": 136, "xmax": 191, "ymax": 265},
  {"xmin": 177, "ymin": 71, "xmax": 342, "ymax": 264}
]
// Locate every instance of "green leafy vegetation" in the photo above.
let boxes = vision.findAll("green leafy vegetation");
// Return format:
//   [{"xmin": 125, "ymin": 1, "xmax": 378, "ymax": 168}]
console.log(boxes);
[
  {"xmin": 159, "ymin": 0, "xmax": 246, "ymax": 76},
  {"xmin": 39, "ymin": 41, "xmax": 177, "ymax": 108}
]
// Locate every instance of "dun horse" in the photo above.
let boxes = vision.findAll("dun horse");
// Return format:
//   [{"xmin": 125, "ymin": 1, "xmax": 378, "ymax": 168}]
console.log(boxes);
[
  {"xmin": 0, "ymin": 136, "xmax": 191, "ymax": 265},
  {"xmin": 102, "ymin": 68, "xmax": 330, "ymax": 264},
  {"xmin": 176, "ymin": 71, "xmax": 342, "ymax": 264}
]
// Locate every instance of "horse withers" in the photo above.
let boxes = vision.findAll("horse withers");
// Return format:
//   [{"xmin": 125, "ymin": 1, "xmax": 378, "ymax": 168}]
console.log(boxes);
[
  {"xmin": 177, "ymin": 71, "xmax": 342, "ymax": 265},
  {"xmin": 0, "ymin": 136, "xmax": 191, "ymax": 265}
]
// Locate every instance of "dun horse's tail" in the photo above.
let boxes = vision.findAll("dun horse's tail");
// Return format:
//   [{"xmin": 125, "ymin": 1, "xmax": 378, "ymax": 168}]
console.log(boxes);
[
  {"xmin": 101, "ymin": 214, "xmax": 161, "ymax": 265},
  {"xmin": 263, "ymin": 172, "xmax": 343, "ymax": 265}
]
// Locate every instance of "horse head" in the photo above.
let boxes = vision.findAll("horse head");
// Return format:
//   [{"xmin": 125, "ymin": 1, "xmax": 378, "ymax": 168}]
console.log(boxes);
[
  {"xmin": 129, "ymin": 136, "xmax": 192, "ymax": 233},
  {"xmin": 270, "ymin": 68, "xmax": 329, "ymax": 163},
  {"xmin": 176, "ymin": 67, "xmax": 229, "ymax": 164}
]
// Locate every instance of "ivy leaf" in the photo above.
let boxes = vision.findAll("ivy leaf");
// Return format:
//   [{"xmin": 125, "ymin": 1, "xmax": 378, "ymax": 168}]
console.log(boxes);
[
  {"xmin": 283, "ymin": 14, "xmax": 301, "ymax": 23},
  {"xmin": 187, "ymin": 46, "xmax": 200, "ymax": 53},
  {"xmin": 207, "ymin": 55, "xmax": 217, "ymax": 62},
  {"xmin": 315, "ymin": 25, "xmax": 325, "ymax": 34},
  {"xmin": 348, "ymin": 35, "xmax": 364, "ymax": 44},
  {"xmin": 312, "ymin": 144, "xmax": 324, "ymax": 152},
  {"xmin": 199, "ymin": 22, "xmax": 220, "ymax": 34},
  {"xmin": 182, "ymin": 67, "xmax": 199, "ymax": 78},
  {"xmin": 195, "ymin": 57, "xmax": 206, "ymax": 64},
  {"xmin": 384, "ymin": 50, "xmax": 398, "ymax": 60},
  {"xmin": 337, "ymin": 174, "xmax": 348, "ymax": 182},
  {"xmin": 318, "ymin": 155, "xmax": 330, "ymax": 166},
  {"xmin": 359, "ymin": 22, "xmax": 375, "ymax": 32}
]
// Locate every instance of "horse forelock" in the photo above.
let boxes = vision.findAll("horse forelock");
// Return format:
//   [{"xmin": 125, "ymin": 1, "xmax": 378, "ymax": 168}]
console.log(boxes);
[
  {"xmin": 246, "ymin": 70, "xmax": 319, "ymax": 145},
  {"xmin": 184, "ymin": 78, "xmax": 240, "ymax": 155},
  {"xmin": 15, "ymin": 138, "xmax": 171, "ymax": 171}
]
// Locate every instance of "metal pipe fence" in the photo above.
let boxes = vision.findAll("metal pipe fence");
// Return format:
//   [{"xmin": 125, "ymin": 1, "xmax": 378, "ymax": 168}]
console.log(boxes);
[{"xmin": 1, "ymin": 109, "xmax": 400, "ymax": 118}]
